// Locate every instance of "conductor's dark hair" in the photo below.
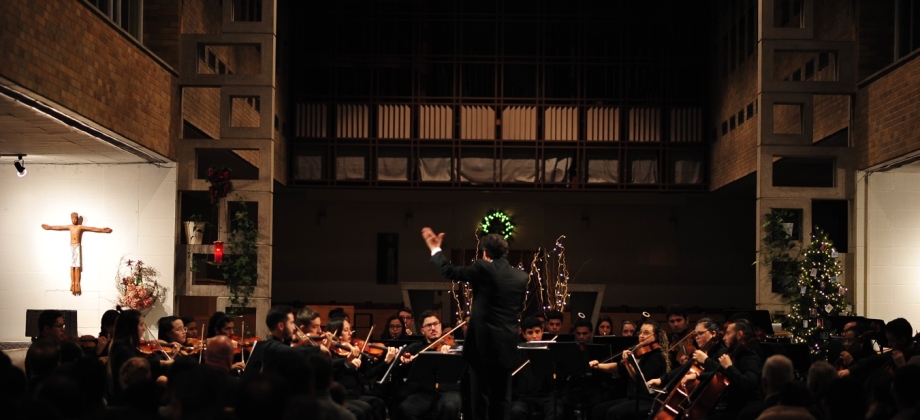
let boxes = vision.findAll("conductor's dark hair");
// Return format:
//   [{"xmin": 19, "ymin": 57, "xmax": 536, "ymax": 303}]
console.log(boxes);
[
  {"xmin": 573, "ymin": 319, "xmax": 593, "ymax": 331},
  {"xmin": 481, "ymin": 233, "xmax": 509, "ymax": 259},
  {"xmin": 521, "ymin": 316, "xmax": 542, "ymax": 330},
  {"xmin": 665, "ymin": 305, "xmax": 688, "ymax": 320},
  {"xmin": 38, "ymin": 310, "xmax": 63, "ymax": 333},
  {"xmin": 266, "ymin": 305, "xmax": 293, "ymax": 330}
]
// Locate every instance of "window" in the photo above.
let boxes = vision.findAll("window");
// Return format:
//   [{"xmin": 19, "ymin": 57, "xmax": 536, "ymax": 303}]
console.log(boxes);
[
  {"xmin": 896, "ymin": 0, "xmax": 920, "ymax": 59},
  {"xmin": 85, "ymin": 0, "xmax": 142, "ymax": 41}
]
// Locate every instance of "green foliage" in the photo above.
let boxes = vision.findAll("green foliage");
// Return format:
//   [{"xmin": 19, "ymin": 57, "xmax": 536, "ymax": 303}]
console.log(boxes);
[
  {"xmin": 785, "ymin": 227, "xmax": 852, "ymax": 358},
  {"xmin": 222, "ymin": 201, "xmax": 258, "ymax": 316},
  {"xmin": 759, "ymin": 209, "xmax": 800, "ymax": 297}
]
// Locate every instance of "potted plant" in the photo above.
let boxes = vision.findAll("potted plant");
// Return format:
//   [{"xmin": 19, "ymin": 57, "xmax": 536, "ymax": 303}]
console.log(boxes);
[{"xmin": 184, "ymin": 214, "xmax": 207, "ymax": 245}]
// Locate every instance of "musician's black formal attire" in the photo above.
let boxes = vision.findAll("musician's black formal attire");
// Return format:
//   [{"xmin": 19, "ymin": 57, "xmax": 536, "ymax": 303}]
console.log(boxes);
[
  {"xmin": 430, "ymin": 249, "xmax": 528, "ymax": 420},
  {"xmin": 591, "ymin": 350, "xmax": 667, "ymax": 420},
  {"xmin": 698, "ymin": 344, "xmax": 763, "ymax": 420}
]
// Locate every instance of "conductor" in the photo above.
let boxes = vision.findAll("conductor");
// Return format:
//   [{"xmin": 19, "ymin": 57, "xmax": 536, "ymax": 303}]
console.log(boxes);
[{"xmin": 421, "ymin": 227, "xmax": 528, "ymax": 420}]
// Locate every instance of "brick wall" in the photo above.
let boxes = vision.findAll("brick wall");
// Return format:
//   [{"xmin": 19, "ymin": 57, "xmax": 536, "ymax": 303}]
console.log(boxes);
[
  {"xmin": 858, "ymin": 0, "xmax": 895, "ymax": 81},
  {"xmin": 144, "ymin": 0, "xmax": 180, "ymax": 70},
  {"xmin": 0, "ymin": 0, "xmax": 179, "ymax": 160},
  {"xmin": 854, "ymin": 54, "xmax": 920, "ymax": 169}
]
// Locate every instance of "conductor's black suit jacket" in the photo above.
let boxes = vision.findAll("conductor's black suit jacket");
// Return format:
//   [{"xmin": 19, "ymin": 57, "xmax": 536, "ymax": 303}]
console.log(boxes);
[{"xmin": 431, "ymin": 251, "xmax": 528, "ymax": 369}]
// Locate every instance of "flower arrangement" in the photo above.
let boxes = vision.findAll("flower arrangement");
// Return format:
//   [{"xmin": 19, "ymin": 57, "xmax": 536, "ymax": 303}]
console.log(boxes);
[
  {"xmin": 206, "ymin": 165, "xmax": 233, "ymax": 204},
  {"xmin": 115, "ymin": 258, "xmax": 167, "ymax": 312}
]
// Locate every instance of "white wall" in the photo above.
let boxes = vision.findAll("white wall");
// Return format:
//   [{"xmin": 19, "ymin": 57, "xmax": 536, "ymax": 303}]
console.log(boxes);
[
  {"xmin": 857, "ymin": 170, "xmax": 920, "ymax": 329},
  {"xmin": 0, "ymin": 163, "xmax": 176, "ymax": 342}
]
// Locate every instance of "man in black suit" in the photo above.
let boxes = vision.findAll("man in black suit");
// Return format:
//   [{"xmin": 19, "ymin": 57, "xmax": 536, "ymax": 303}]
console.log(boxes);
[{"xmin": 422, "ymin": 227, "xmax": 528, "ymax": 420}]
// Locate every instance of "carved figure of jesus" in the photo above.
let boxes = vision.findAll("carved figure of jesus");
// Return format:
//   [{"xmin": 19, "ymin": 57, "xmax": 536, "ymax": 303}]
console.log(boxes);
[{"xmin": 42, "ymin": 212, "xmax": 112, "ymax": 295}]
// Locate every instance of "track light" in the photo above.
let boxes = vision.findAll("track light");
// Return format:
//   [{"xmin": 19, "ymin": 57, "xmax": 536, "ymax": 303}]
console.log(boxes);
[{"xmin": 13, "ymin": 155, "xmax": 27, "ymax": 178}]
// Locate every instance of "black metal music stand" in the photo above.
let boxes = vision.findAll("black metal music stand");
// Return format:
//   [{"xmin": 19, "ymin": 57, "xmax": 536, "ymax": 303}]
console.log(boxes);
[{"xmin": 407, "ymin": 352, "xmax": 468, "ymax": 390}]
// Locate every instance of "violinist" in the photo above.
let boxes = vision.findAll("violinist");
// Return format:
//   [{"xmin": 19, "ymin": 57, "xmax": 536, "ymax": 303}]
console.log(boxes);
[
  {"xmin": 154, "ymin": 316, "xmax": 186, "ymax": 359},
  {"xmin": 511, "ymin": 316, "xmax": 563, "ymax": 420},
  {"xmin": 94, "ymin": 309, "xmax": 119, "ymax": 362},
  {"xmin": 205, "ymin": 312, "xmax": 247, "ymax": 371},
  {"xmin": 394, "ymin": 311, "xmax": 462, "ymax": 420},
  {"xmin": 835, "ymin": 323, "xmax": 875, "ymax": 370},
  {"xmin": 245, "ymin": 305, "xmax": 326, "ymax": 377},
  {"xmin": 105, "ymin": 309, "xmax": 174, "ymax": 406},
  {"xmin": 329, "ymin": 316, "xmax": 393, "ymax": 420},
  {"xmin": 595, "ymin": 316, "xmax": 614, "ymax": 337},
  {"xmin": 665, "ymin": 305, "xmax": 690, "ymax": 366},
  {"xmin": 647, "ymin": 318, "xmax": 726, "ymax": 398},
  {"xmin": 180, "ymin": 316, "xmax": 199, "ymax": 341},
  {"xmin": 381, "ymin": 314, "xmax": 409, "ymax": 340},
  {"xmin": 295, "ymin": 306, "xmax": 334, "ymax": 356},
  {"xmin": 589, "ymin": 320, "xmax": 670, "ymax": 420},
  {"xmin": 842, "ymin": 318, "xmax": 920, "ymax": 379},
  {"xmin": 688, "ymin": 318, "xmax": 763, "ymax": 420}
]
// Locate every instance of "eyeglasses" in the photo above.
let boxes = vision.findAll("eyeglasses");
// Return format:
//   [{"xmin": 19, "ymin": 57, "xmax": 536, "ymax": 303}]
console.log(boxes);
[
  {"xmin": 400, "ymin": 315, "xmax": 413, "ymax": 321},
  {"xmin": 693, "ymin": 330, "xmax": 711, "ymax": 337},
  {"xmin": 421, "ymin": 321, "xmax": 441, "ymax": 330},
  {"xmin": 53, "ymin": 324, "xmax": 66, "ymax": 329},
  {"xmin": 388, "ymin": 324, "xmax": 402, "ymax": 329}
]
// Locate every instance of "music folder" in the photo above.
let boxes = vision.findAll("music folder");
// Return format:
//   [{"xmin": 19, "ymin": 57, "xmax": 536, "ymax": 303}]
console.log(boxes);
[
  {"xmin": 547, "ymin": 342, "xmax": 588, "ymax": 378},
  {"xmin": 407, "ymin": 352, "xmax": 468, "ymax": 390},
  {"xmin": 593, "ymin": 336, "xmax": 640, "ymax": 352}
]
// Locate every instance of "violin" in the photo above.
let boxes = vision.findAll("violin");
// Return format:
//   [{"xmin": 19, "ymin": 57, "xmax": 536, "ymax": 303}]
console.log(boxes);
[
  {"xmin": 352, "ymin": 338, "xmax": 389, "ymax": 359},
  {"xmin": 180, "ymin": 337, "xmax": 204, "ymax": 356},
  {"xmin": 632, "ymin": 342, "xmax": 661, "ymax": 358},
  {"xmin": 137, "ymin": 338, "xmax": 164, "ymax": 356},
  {"xmin": 670, "ymin": 330, "xmax": 697, "ymax": 363},
  {"xmin": 834, "ymin": 330, "xmax": 873, "ymax": 372}
]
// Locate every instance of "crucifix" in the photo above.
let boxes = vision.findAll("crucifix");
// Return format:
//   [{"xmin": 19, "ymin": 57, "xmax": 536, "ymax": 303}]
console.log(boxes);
[{"xmin": 42, "ymin": 212, "xmax": 112, "ymax": 295}]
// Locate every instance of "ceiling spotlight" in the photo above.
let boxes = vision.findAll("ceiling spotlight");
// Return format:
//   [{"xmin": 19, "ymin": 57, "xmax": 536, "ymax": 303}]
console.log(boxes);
[{"xmin": 13, "ymin": 155, "xmax": 26, "ymax": 178}]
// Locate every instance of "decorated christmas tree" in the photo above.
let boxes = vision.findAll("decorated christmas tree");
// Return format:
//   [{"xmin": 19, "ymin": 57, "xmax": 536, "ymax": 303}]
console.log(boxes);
[{"xmin": 786, "ymin": 227, "xmax": 852, "ymax": 357}]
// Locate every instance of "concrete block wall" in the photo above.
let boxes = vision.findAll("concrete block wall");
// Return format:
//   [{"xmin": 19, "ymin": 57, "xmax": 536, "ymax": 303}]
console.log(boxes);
[
  {"xmin": 0, "ymin": 164, "xmax": 177, "ymax": 342},
  {"xmin": 858, "ymin": 171, "xmax": 920, "ymax": 329},
  {"xmin": 0, "ymin": 0, "xmax": 179, "ymax": 160}
]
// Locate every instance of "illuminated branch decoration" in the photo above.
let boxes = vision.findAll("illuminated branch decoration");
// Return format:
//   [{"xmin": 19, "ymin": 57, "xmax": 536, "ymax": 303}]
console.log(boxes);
[{"xmin": 526, "ymin": 235, "xmax": 570, "ymax": 314}]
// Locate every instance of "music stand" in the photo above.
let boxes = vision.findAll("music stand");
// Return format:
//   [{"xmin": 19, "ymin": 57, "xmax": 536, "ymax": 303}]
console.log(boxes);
[
  {"xmin": 406, "ymin": 353, "xmax": 468, "ymax": 390},
  {"xmin": 546, "ymin": 333, "xmax": 575, "ymax": 342},
  {"xmin": 547, "ymin": 342, "xmax": 588, "ymax": 378},
  {"xmin": 593, "ymin": 336, "xmax": 639, "ymax": 352},
  {"xmin": 585, "ymin": 343, "xmax": 612, "ymax": 366}
]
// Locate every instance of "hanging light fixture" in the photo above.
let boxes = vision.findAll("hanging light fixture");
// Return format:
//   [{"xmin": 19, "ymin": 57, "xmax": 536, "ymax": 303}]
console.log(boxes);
[{"xmin": 13, "ymin": 155, "xmax": 26, "ymax": 177}]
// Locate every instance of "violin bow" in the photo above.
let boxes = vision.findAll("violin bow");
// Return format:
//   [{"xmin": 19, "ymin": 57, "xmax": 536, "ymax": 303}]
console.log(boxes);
[
  {"xmin": 377, "ymin": 344, "xmax": 407, "ymax": 384},
  {"xmin": 403, "ymin": 320, "xmax": 468, "ymax": 365},
  {"xmin": 144, "ymin": 324, "xmax": 172, "ymax": 360},
  {"xmin": 199, "ymin": 323, "xmax": 207, "ymax": 364},
  {"xmin": 511, "ymin": 359, "xmax": 531, "ymax": 377},
  {"xmin": 361, "ymin": 326, "xmax": 374, "ymax": 354}
]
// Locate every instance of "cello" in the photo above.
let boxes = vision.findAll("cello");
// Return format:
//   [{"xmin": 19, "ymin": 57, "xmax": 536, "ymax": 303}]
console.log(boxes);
[
  {"xmin": 650, "ymin": 330, "xmax": 724, "ymax": 420},
  {"xmin": 680, "ymin": 334, "xmax": 757, "ymax": 420}
]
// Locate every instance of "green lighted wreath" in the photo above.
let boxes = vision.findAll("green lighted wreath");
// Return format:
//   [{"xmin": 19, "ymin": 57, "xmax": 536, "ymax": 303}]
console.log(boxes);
[{"xmin": 480, "ymin": 210, "xmax": 515, "ymax": 240}]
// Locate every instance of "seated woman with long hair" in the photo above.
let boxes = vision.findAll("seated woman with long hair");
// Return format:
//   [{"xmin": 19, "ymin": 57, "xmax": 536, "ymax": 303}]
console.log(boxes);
[
  {"xmin": 589, "ymin": 319, "xmax": 671, "ymax": 420},
  {"xmin": 106, "ymin": 309, "xmax": 174, "ymax": 405},
  {"xmin": 380, "ymin": 314, "xmax": 408, "ymax": 340}
]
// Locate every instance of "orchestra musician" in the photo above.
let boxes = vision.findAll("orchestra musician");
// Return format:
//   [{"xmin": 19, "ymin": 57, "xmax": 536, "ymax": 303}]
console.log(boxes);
[
  {"xmin": 589, "ymin": 320, "xmax": 670, "ymax": 420},
  {"xmin": 399, "ymin": 307, "xmax": 416, "ymax": 336},
  {"xmin": 595, "ymin": 316, "xmax": 614, "ymax": 337},
  {"xmin": 545, "ymin": 310, "xmax": 564, "ymax": 335},
  {"xmin": 511, "ymin": 316, "xmax": 562, "ymax": 420},
  {"xmin": 423, "ymin": 227, "xmax": 529, "ymax": 420},
  {"xmin": 105, "ymin": 309, "xmax": 174, "ymax": 406},
  {"xmin": 835, "ymin": 322, "xmax": 875, "ymax": 370},
  {"xmin": 394, "ymin": 311, "xmax": 461, "ymax": 420},
  {"xmin": 665, "ymin": 306, "xmax": 690, "ymax": 367},
  {"xmin": 840, "ymin": 318, "xmax": 920, "ymax": 379},
  {"xmin": 180, "ymin": 316, "xmax": 199, "ymax": 341},
  {"xmin": 646, "ymin": 317, "xmax": 727, "ymax": 416},
  {"xmin": 328, "ymin": 316, "xmax": 394, "ymax": 420},
  {"xmin": 381, "ymin": 314, "xmax": 409, "ymax": 340},
  {"xmin": 689, "ymin": 318, "xmax": 763, "ymax": 420},
  {"xmin": 620, "ymin": 320, "xmax": 637, "ymax": 337},
  {"xmin": 154, "ymin": 316, "xmax": 186, "ymax": 359},
  {"xmin": 242, "ymin": 305, "xmax": 326, "ymax": 381}
]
